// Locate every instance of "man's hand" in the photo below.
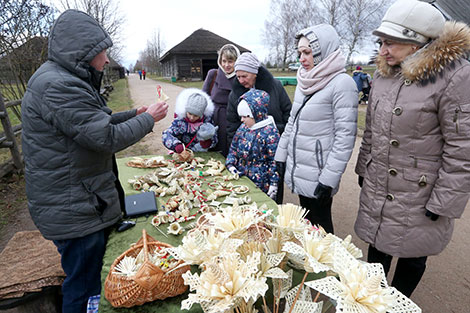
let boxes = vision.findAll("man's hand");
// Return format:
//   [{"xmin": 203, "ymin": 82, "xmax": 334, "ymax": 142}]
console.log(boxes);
[
  {"xmin": 146, "ymin": 101, "xmax": 168, "ymax": 122},
  {"xmin": 136, "ymin": 105, "xmax": 148, "ymax": 115}
]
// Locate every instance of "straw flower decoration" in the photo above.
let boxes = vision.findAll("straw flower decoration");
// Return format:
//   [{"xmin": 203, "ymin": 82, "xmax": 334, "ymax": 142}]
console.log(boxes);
[
  {"xmin": 270, "ymin": 203, "xmax": 309, "ymax": 233},
  {"xmin": 112, "ymin": 256, "xmax": 138, "ymax": 277},
  {"xmin": 167, "ymin": 228, "xmax": 242, "ymax": 266},
  {"xmin": 167, "ymin": 222, "xmax": 183, "ymax": 235},
  {"xmin": 181, "ymin": 252, "xmax": 268, "ymax": 313},
  {"xmin": 306, "ymin": 242, "xmax": 422, "ymax": 313},
  {"xmin": 206, "ymin": 203, "xmax": 267, "ymax": 236},
  {"xmin": 282, "ymin": 229, "xmax": 334, "ymax": 273},
  {"xmin": 237, "ymin": 242, "xmax": 287, "ymax": 280}
]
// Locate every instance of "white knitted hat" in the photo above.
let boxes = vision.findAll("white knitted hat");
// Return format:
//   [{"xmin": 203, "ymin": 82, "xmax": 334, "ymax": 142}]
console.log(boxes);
[{"xmin": 373, "ymin": 0, "xmax": 445, "ymax": 45}]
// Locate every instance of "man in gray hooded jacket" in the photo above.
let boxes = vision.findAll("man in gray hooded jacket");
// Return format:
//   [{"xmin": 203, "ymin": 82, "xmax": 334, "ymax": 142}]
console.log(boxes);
[{"xmin": 21, "ymin": 10, "xmax": 168, "ymax": 312}]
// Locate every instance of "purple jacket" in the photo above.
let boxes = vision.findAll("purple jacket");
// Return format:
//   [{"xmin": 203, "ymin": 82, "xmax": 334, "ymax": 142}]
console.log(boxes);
[{"xmin": 202, "ymin": 68, "xmax": 236, "ymax": 156}]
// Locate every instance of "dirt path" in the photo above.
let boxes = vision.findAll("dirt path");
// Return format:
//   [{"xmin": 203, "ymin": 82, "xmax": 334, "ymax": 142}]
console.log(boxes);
[{"xmin": 127, "ymin": 73, "xmax": 184, "ymax": 155}]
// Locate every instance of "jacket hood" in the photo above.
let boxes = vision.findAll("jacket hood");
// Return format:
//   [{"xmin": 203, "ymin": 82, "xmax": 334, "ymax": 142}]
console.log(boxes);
[
  {"xmin": 239, "ymin": 89, "xmax": 269, "ymax": 123},
  {"xmin": 174, "ymin": 88, "xmax": 215, "ymax": 119},
  {"xmin": 217, "ymin": 44, "xmax": 240, "ymax": 77},
  {"xmin": 376, "ymin": 21, "xmax": 470, "ymax": 83},
  {"xmin": 48, "ymin": 9, "xmax": 113, "ymax": 79}
]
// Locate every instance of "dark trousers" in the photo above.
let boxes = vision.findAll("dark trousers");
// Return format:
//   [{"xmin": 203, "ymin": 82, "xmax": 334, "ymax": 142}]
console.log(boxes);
[
  {"xmin": 53, "ymin": 229, "xmax": 110, "ymax": 313},
  {"xmin": 275, "ymin": 162, "xmax": 285, "ymax": 205},
  {"xmin": 298, "ymin": 195, "xmax": 334, "ymax": 234},
  {"xmin": 367, "ymin": 245, "xmax": 427, "ymax": 297}
]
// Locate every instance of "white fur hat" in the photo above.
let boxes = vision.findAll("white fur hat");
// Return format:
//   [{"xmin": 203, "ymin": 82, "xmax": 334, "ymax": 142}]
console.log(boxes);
[{"xmin": 373, "ymin": 0, "xmax": 445, "ymax": 45}]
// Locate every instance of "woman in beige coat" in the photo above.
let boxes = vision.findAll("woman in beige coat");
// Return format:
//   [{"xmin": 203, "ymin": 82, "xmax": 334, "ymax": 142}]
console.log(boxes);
[{"xmin": 355, "ymin": 0, "xmax": 470, "ymax": 297}]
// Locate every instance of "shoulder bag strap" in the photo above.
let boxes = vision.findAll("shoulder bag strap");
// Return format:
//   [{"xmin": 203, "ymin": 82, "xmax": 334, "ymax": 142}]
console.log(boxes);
[{"xmin": 208, "ymin": 70, "xmax": 218, "ymax": 95}]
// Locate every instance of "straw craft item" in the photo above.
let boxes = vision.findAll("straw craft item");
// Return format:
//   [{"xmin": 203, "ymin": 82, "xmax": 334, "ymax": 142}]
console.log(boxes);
[
  {"xmin": 104, "ymin": 229, "xmax": 190, "ymax": 308},
  {"xmin": 172, "ymin": 146, "xmax": 194, "ymax": 163},
  {"xmin": 126, "ymin": 156, "xmax": 168, "ymax": 168}
]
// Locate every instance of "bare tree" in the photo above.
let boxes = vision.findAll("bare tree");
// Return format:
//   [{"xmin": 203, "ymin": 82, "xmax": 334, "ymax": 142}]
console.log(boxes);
[
  {"xmin": 0, "ymin": 0, "xmax": 55, "ymax": 100},
  {"xmin": 341, "ymin": 0, "xmax": 390, "ymax": 65},
  {"xmin": 263, "ymin": 0, "xmax": 391, "ymax": 67},
  {"xmin": 263, "ymin": 0, "xmax": 304, "ymax": 70},
  {"xmin": 57, "ymin": 0, "xmax": 126, "ymax": 62},
  {"xmin": 139, "ymin": 29, "xmax": 166, "ymax": 75}
]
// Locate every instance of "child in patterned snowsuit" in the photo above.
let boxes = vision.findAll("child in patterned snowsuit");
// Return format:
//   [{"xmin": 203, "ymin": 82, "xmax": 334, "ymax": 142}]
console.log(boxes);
[
  {"xmin": 162, "ymin": 88, "xmax": 218, "ymax": 153},
  {"xmin": 226, "ymin": 89, "xmax": 280, "ymax": 199}
]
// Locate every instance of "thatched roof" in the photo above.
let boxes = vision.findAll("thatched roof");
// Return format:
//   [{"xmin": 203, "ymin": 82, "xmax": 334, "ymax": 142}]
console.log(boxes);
[
  {"xmin": 422, "ymin": 0, "xmax": 470, "ymax": 24},
  {"xmin": 107, "ymin": 56, "xmax": 123, "ymax": 69},
  {"xmin": 159, "ymin": 28, "xmax": 250, "ymax": 63}
]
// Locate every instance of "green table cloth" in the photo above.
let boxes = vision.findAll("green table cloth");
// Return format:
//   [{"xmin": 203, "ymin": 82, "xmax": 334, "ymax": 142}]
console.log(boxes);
[{"xmin": 99, "ymin": 152, "xmax": 289, "ymax": 312}]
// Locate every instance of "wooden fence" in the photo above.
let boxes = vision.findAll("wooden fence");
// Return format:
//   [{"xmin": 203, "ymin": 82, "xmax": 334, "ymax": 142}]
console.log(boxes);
[{"xmin": 0, "ymin": 93, "xmax": 22, "ymax": 178}]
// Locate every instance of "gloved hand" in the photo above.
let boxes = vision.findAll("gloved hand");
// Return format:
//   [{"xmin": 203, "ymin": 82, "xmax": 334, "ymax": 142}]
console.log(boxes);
[
  {"xmin": 174, "ymin": 144, "xmax": 184, "ymax": 154},
  {"xmin": 267, "ymin": 185, "xmax": 278, "ymax": 199},
  {"xmin": 358, "ymin": 176, "xmax": 364, "ymax": 188},
  {"xmin": 197, "ymin": 123, "xmax": 218, "ymax": 141},
  {"xmin": 314, "ymin": 182, "xmax": 333, "ymax": 202},
  {"xmin": 276, "ymin": 161, "xmax": 286, "ymax": 176},
  {"xmin": 228, "ymin": 166, "xmax": 240, "ymax": 176},
  {"xmin": 425, "ymin": 209, "xmax": 439, "ymax": 221}
]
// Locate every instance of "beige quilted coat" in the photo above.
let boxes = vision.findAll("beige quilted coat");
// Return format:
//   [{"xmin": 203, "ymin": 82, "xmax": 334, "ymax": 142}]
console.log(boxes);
[{"xmin": 355, "ymin": 22, "xmax": 470, "ymax": 258}]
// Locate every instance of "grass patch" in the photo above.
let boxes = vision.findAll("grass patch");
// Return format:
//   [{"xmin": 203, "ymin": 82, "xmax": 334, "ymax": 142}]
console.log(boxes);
[
  {"xmin": 107, "ymin": 78, "xmax": 133, "ymax": 112},
  {"xmin": 268, "ymin": 68, "xmax": 297, "ymax": 77}
]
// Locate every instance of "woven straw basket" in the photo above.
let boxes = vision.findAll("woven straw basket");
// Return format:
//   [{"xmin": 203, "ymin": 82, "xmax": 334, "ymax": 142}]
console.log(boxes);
[{"xmin": 104, "ymin": 229, "xmax": 190, "ymax": 308}]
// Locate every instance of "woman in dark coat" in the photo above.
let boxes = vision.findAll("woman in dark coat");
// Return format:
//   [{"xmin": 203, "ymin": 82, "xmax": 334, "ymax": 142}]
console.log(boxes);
[
  {"xmin": 227, "ymin": 52, "xmax": 292, "ymax": 203},
  {"xmin": 202, "ymin": 44, "xmax": 240, "ymax": 157}
]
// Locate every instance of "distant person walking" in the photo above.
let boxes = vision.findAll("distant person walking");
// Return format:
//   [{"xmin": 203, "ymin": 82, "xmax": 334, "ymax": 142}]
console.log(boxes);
[
  {"xmin": 355, "ymin": 0, "xmax": 470, "ymax": 298},
  {"xmin": 352, "ymin": 66, "xmax": 371, "ymax": 103},
  {"xmin": 202, "ymin": 44, "xmax": 240, "ymax": 157},
  {"xmin": 142, "ymin": 69, "xmax": 146, "ymax": 80},
  {"xmin": 138, "ymin": 70, "xmax": 142, "ymax": 80}
]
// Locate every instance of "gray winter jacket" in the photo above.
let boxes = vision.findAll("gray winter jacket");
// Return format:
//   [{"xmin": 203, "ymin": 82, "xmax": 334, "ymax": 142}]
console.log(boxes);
[
  {"xmin": 275, "ymin": 26, "xmax": 357, "ymax": 198},
  {"xmin": 21, "ymin": 10, "xmax": 155, "ymax": 240}
]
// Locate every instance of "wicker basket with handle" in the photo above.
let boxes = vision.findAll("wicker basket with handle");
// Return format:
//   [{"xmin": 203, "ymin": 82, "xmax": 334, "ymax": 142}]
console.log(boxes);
[{"xmin": 104, "ymin": 229, "xmax": 190, "ymax": 308}]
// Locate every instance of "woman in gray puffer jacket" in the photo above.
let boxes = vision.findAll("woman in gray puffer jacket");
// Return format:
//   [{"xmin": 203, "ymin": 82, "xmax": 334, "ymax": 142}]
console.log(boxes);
[
  {"xmin": 355, "ymin": 0, "xmax": 470, "ymax": 298},
  {"xmin": 275, "ymin": 24, "xmax": 358, "ymax": 234}
]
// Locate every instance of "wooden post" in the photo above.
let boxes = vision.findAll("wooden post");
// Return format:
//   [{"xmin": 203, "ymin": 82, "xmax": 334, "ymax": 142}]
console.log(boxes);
[{"xmin": 0, "ymin": 92, "xmax": 23, "ymax": 172}]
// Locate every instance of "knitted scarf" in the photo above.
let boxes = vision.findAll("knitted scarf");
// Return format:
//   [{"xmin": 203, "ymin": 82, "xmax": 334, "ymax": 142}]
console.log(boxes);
[{"xmin": 297, "ymin": 49, "xmax": 346, "ymax": 95}]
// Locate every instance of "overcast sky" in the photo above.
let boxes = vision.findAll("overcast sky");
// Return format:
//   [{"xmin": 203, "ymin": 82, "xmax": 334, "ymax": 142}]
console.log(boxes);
[
  {"xmin": 118, "ymin": 0, "xmax": 272, "ymax": 68},
  {"xmin": 48, "ymin": 0, "xmax": 371, "ymax": 68}
]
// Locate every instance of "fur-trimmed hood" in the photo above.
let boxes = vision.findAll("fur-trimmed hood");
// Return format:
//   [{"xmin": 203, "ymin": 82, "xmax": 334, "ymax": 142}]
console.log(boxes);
[
  {"xmin": 376, "ymin": 21, "xmax": 470, "ymax": 83},
  {"xmin": 174, "ymin": 88, "xmax": 215, "ymax": 119}
]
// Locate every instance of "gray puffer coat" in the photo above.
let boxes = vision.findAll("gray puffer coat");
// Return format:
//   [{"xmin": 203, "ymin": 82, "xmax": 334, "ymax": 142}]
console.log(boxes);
[
  {"xmin": 355, "ymin": 22, "xmax": 470, "ymax": 257},
  {"xmin": 275, "ymin": 26, "xmax": 357, "ymax": 198},
  {"xmin": 21, "ymin": 10, "xmax": 155, "ymax": 240}
]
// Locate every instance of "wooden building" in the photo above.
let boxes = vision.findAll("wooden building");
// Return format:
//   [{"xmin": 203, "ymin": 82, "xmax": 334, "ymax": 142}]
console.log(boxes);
[{"xmin": 159, "ymin": 29, "xmax": 249, "ymax": 81}]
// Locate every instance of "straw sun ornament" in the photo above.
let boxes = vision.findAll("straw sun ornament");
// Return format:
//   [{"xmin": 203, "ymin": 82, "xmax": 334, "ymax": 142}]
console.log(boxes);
[
  {"xmin": 181, "ymin": 252, "xmax": 268, "ymax": 313},
  {"xmin": 206, "ymin": 203, "xmax": 270, "ymax": 235},
  {"xmin": 305, "ymin": 242, "xmax": 422, "ymax": 313},
  {"xmin": 167, "ymin": 228, "xmax": 242, "ymax": 266}
]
